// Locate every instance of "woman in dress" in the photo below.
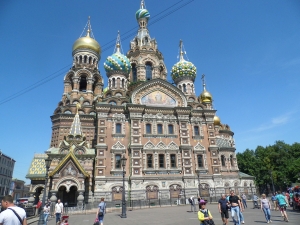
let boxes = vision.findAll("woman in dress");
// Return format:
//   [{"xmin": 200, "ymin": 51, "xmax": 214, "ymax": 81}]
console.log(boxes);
[{"xmin": 260, "ymin": 194, "xmax": 272, "ymax": 223}]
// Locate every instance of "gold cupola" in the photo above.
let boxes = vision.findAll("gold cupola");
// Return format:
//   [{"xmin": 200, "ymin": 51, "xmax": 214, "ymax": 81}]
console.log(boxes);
[
  {"xmin": 199, "ymin": 74, "xmax": 213, "ymax": 103},
  {"xmin": 72, "ymin": 17, "xmax": 101, "ymax": 56},
  {"xmin": 214, "ymin": 115, "xmax": 221, "ymax": 126}
]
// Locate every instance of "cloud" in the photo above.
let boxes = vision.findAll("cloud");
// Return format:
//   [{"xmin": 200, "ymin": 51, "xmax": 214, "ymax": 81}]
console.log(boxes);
[{"xmin": 248, "ymin": 111, "xmax": 296, "ymax": 133}]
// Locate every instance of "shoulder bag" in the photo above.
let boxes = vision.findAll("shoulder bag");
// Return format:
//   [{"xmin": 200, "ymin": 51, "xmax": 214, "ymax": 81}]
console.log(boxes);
[{"xmin": 8, "ymin": 208, "xmax": 23, "ymax": 225}]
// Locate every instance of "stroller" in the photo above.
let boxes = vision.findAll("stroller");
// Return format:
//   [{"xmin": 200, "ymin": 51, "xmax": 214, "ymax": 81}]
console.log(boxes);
[
  {"xmin": 253, "ymin": 200, "xmax": 260, "ymax": 209},
  {"xmin": 60, "ymin": 215, "xmax": 69, "ymax": 225}
]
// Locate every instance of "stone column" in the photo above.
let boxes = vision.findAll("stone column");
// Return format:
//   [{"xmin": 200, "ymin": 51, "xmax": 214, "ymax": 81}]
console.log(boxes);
[
  {"xmin": 49, "ymin": 191, "xmax": 57, "ymax": 217},
  {"xmin": 77, "ymin": 191, "xmax": 84, "ymax": 208}
]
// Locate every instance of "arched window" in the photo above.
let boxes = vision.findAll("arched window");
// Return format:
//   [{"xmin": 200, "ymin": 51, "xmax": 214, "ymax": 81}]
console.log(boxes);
[
  {"xmin": 230, "ymin": 155, "xmax": 234, "ymax": 167},
  {"xmin": 79, "ymin": 76, "xmax": 87, "ymax": 92},
  {"xmin": 146, "ymin": 124, "xmax": 151, "ymax": 134},
  {"xmin": 183, "ymin": 84, "xmax": 187, "ymax": 93},
  {"xmin": 89, "ymin": 56, "xmax": 92, "ymax": 64},
  {"xmin": 221, "ymin": 155, "xmax": 226, "ymax": 166},
  {"xmin": 132, "ymin": 64, "xmax": 137, "ymax": 82},
  {"xmin": 116, "ymin": 123, "xmax": 122, "ymax": 134},
  {"xmin": 168, "ymin": 124, "xmax": 174, "ymax": 134},
  {"xmin": 109, "ymin": 101, "xmax": 116, "ymax": 105},
  {"xmin": 84, "ymin": 55, "xmax": 87, "ymax": 63},
  {"xmin": 197, "ymin": 155, "xmax": 203, "ymax": 167},
  {"xmin": 112, "ymin": 78, "xmax": 116, "ymax": 88},
  {"xmin": 194, "ymin": 126, "xmax": 200, "ymax": 136},
  {"xmin": 115, "ymin": 154, "xmax": 121, "ymax": 169},
  {"xmin": 145, "ymin": 62, "xmax": 152, "ymax": 80},
  {"xmin": 122, "ymin": 79, "xmax": 125, "ymax": 88},
  {"xmin": 79, "ymin": 56, "xmax": 82, "ymax": 63},
  {"xmin": 157, "ymin": 124, "xmax": 163, "ymax": 134}
]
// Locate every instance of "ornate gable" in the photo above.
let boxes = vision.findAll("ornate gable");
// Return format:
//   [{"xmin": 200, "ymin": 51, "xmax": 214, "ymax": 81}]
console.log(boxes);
[
  {"xmin": 194, "ymin": 142, "xmax": 206, "ymax": 153},
  {"xmin": 156, "ymin": 141, "xmax": 167, "ymax": 149},
  {"xmin": 168, "ymin": 141, "xmax": 179, "ymax": 150},
  {"xmin": 144, "ymin": 141, "xmax": 155, "ymax": 149},
  {"xmin": 131, "ymin": 79, "xmax": 187, "ymax": 107},
  {"xmin": 112, "ymin": 141, "xmax": 126, "ymax": 150}
]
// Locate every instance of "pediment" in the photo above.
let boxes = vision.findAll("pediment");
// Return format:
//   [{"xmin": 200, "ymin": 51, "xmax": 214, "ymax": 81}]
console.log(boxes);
[
  {"xmin": 131, "ymin": 79, "xmax": 187, "ymax": 107},
  {"xmin": 144, "ymin": 141, "xmax": 155, "ymax": 149},
  {"xmin": 112, "ymin": 141, "xmax": 125, "ymax": 150},
  {"xmin": 194, "ymin": 142, "xmax": 205, "ymax": 151}
]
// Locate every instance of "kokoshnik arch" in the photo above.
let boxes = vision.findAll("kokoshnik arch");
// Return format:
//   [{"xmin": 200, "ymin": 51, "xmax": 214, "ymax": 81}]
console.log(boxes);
[{"xmin": 26, "ymin": 0, "xmax": 256, "ymax": 206}]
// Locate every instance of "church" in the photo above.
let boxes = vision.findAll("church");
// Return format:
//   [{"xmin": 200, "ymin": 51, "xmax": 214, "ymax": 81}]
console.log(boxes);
[{"xmin": 26, "ymin": 1, "xmax": 255, "ymax": 206}]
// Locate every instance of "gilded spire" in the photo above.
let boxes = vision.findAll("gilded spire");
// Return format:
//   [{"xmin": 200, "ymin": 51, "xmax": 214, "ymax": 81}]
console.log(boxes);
[
  {"xmin": 179, "ymin": 40, "xmax": 184, "ymax": 62},
  {"xmin": 86, "ymin": 16, "xmax": 91, "ymax": 37},
  {"xmin": 69, "ymin": 103, "xmax": 82, "ymax": 136}
]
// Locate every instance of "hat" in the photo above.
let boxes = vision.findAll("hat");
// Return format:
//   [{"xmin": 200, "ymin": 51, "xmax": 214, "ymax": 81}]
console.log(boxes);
[{"xmin": 199, "ymin": 199, "xmax": 206, "ymax": 205}]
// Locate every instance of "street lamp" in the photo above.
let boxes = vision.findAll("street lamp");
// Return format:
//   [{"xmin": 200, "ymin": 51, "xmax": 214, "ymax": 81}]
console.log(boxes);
[
  {"xmin": 37, "ymin": 157, "xmax": 51, "ymax": 225},
  {"xmin": 120, "ymin": 155, "xmax": 127, "ymax": 218},
  {"xmin": 197, "ymin": 171, "xmax": 201, "ymax": 197}
]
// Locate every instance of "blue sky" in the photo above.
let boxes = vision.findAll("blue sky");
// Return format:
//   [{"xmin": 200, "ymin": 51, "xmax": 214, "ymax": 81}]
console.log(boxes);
[{"xmin": 1, "ymin": 0, "xmax": 300, "ymax": 181}]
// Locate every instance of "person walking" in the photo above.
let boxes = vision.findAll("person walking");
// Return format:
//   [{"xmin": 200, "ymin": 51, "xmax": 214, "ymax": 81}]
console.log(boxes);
[
  {"xmin": 260, "ymin": 194, "xmax": 272, "ymax": 223},
  {"xmin": 96, "ymin": 198, "xmax": 106, "ymax": 225},
  {"xmin": 276, "ymin": 191, "xmax": 289, "ymax": 222},
  {"xmin": 189, "ymin": 196, "xmax": 196, "ymax": 212},
  {"xmin": 0, "ymin": 195, "xmax": 27, "ymax": 225},
  {"xmin": 241, "ymin": 193, "xmax": 247, "ymax": 208},
  {"xmin": 228, "ymin": 190, "xmax": 243, "ymax": 225},
  {"xmin": 198, "ymin": 200, "xmax": 214, "ymax": 225},
  {"xmin": 237, "ymin": 195, "xmax": 245, "ymax": 224},
  {"xmin": 253, "ymin": 194, "xmax": 259, "ymax": 209},
  {"xmin": 43, "ymin": 203, "xmax": 50, "ymax": 225},
  {"xmin": 271, "ymin": 193, "xmax": 277, "ymax": 211},
  {"xmin": 218, "ymin": 194, "xmax": 229, "ymax": 225},
  {"xmin": 55, "ymin": 199, "xmax": 64, "ymax": 224}
]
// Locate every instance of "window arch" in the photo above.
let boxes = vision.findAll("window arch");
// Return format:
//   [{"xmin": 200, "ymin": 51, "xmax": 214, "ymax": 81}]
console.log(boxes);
[
  {"xmin": 183, "ymin": 84, "xmax": 187, "ymax": 93},
  {"xmin": 230, "ymin": 155, "xmax": 234, "ymax": 167},
  {"xmin": 112, "ymin": 78, "xmax": 116, "ymax": 88},
  {"xmin": 168, "ymin": 124, "xmax": 174, "ymax": 134},
  {"xmin": 145, "ymin": 62, "xmax": 152, "ymax": 80},
  {"xmin": 132, "ymin": 64, "xmax": 137, "ymax": 82},
  {"xmin": 197, "ymin": 155, "xmax": 203, "ymax": 167},
  {"xmin": 109, "ymin": 101, "xmax": 116, "ymax": 105},
  {"xmin": 221, "ymin": 155, "xmax": 226, "ymax": 167},
  {"xmin": 157, "ymin": 124, "xmax": 163, "ymax": 134},
  {"xmin": 79, "ymin": 76, "xmax": 87, "ymax": 92},
  {"xmin": 84, "ymin": 55, "xmax": 87, "ymax": 63},
  {"xmin": 64, "ymin": 110, "xmax": 71, "ymax": 114}
]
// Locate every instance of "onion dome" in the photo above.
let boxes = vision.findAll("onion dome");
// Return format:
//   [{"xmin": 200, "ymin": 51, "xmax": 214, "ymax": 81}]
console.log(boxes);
[
  {"xmin": 214, "ymin": 115, "xmax": 221, "ymax": 126},
  {"xmin": 171, "ymin": 40, "xmax": 196, "ymax": 84},
  {"xmin": 136, "ymin": 1, "xmax": 150, "ymax": 20},
  {"xmin": 103, "ymin": 36, "xmax": 131, "ymax": 77},
  {"xmin": 72, "ymin": 19, "xmax": 101, "ymax": 56},
  {"xmin": 199, "ymin": 89, "xmax": 213, "ymax": 103}
]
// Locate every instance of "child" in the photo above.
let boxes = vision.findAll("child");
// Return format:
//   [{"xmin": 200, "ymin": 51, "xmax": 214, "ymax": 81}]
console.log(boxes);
[{"xmin": 198, "ymin": 200, "xmax": 214, "ymax": 225}]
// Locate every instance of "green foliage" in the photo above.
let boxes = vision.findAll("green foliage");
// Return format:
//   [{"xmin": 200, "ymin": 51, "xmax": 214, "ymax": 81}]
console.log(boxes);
[{"xmin": 237, "ymin": 141, "xmax": 300, "ymax": 194}]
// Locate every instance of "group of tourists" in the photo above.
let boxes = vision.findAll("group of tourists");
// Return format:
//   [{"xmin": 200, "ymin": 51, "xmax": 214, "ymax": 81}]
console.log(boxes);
[{"xmin": 189, "ymin": 190, "xmax": 291, "ymax": 225}]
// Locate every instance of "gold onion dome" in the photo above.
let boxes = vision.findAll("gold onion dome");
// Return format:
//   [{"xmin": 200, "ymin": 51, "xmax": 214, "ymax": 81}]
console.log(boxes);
[
  {"xmin": 199, "ymin": 89, "xmax": 213, "ymax": 103},
  {"xmin": 214, "ymin": 115, "xmax": 221, "ymax": 126},
  {"xmin": 72, "ymin": 29, "xmax": 101, "ymax": 56}
]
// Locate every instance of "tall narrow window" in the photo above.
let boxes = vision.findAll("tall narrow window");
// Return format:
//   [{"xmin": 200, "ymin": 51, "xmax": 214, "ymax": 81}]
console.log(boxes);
[
  {"xmin": 221, "ymin": 155, "xmax": 226, "ymax": 166},
  {"xmin": 159, "ymin": 154, "xmax": 165, "ymax": 168},
  {"xmin": 122, "ymin": 79, "xmax": 125, "ymax": 88},
  {"xmin": 146, "ymin": 124, "xmax": 151, "ymax": 134},
  {"xmin": 145, "ymin": 63, "xmax": 152, "ymax": 80},
  {"xmin": 183, "ymin": 84, "xmax": 187, "ymax": 93},
  {"xmin": 115, "ymin": 154, "xmax": 121, "ymax": 169},
  {"xmin": 116, "ymin": 123, "xmax": 122, "ymax": 134},
  {"xmin": 194, "ymin": 126, "xmax": 200, "ymax": 136},
  {"xmin": 168, "ymin": 124, "xmax": 174, "ymax": 134},
  {"xmin": 132, "ymin": 64, "xmax": 137, "ymax": 82},
  {"xmin": 147, "ymin": 154, "xmax": 153, "ymax": 168},
  {"xmin": 79, "ymin": 76, "xmax": 87, "ymax": 92},
  {"xmin": 197, "ymin": 155, "xmax": 203, "ymax": 167},
  {"xmin": 157, "ymin": 124, "xmax": 163, "ymax": 134},
  {"xmin": 230, "ymin": 155, "xmax": 234, "ymax": 167},
  {"xmin": 170, "ymin": 154, "xmax": 176, "ymax": 168},
  {"xmin": 112, "ymin": 78, "xmax": 116, "ymax": 88}
]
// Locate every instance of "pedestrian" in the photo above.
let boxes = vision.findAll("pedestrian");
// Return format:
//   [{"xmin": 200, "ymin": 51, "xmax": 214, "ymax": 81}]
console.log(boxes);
[
  {"xmin": 252, "ymin": 194, "xmax": 258, "ymax": 209},
  {"xmin": 96, "ymin": 198, "xmax": 106, "ymax": 225},
  {"xmin": 270, "ymin": 193, "xmax": 277, "ymax": 211},
  {"xmin": 55, "ymin": 199, "xmax": 64, "ymax": 224},
  {"xmin": 276, "ymin": 191, "xmax": 289, "ymax": 222},
  {"xmin": 43, "ymin": 203, "xmax": 50, "ymax": 225},
  {"xmin": 189, "ymin": 196, "xmax": 196, "ymax": 212},
  {"xmin": 198, "ymin": 200, "xmax": 214, "ymax": 225},
  {"xmin": 237, "ymin": 195, "xmax": 245, "ymax": 224},
  {"xmin": 0, "ymin": 195, "xmax": 27, "ymax": 225},
  {"xmin": 228, "ymin": 190, "xmax": 243, "ymax": 225},
  {"xmin": 241, "ymin": 193, "xmax": 247, "ymax": 208},
  {"xmin": 260, "ymin": 194, "xmax": 272, "ymax": 223},
  {"xmin": 218, "ymin": 194, "xmax": 229, "ymax": 225}
]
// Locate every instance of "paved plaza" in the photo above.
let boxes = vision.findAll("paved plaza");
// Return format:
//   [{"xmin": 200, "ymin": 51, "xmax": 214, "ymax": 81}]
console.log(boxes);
[{"xmin": 46, "ymin": 204, "xmax": 299, "ymax": 225}]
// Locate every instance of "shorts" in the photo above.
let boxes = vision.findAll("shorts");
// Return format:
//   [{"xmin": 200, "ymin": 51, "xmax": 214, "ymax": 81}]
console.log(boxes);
[
  {"xmin": 279, "ymin": 205, "xmax": 286, "ymax": 211},
  {"xmin": 221, "ymin": 210, "xmax": 229, "ymax": 219}
]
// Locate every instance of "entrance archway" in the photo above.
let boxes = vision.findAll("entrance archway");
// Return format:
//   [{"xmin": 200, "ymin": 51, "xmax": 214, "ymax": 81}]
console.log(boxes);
[
  {"xmin": 34, "ymin": 187, "xmax": 43, "ymax": 204},
  {"xmin": 57, "ymin": 186, "xmax": 78, "ymax": 207}
]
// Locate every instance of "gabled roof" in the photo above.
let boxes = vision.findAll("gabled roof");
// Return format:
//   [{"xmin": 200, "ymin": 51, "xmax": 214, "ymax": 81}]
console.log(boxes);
[{"xmin": 48, "ymin": 150, "xmax": 89, "ymax": 177}]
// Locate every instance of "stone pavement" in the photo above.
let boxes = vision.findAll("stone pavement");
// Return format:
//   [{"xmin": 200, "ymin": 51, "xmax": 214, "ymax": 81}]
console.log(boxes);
[{"xmin": 46, "ymin": 204, "xmax": 299, "ymax": 225}]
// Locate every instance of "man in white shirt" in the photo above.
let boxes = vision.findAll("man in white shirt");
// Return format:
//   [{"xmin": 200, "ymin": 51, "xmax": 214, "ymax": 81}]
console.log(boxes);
[
  {"xmin": 0, "ymin": 195, "xmax": 27, "ymax": 225},
  {"xmin": 55, "ymin": 199, "xmax": 64, "ymax": 223}
]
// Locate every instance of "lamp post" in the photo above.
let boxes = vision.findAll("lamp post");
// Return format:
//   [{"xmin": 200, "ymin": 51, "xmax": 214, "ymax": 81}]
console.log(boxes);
[
  {"xmin": 269, "ymin": 170, "xmax": 275, "ymax": 193},
  {"xmin": 37, "ymin": 158, "xmax": 51, "ymax": 225},
  {"xmin": 197, "ymin": 171, "xmax": 201, "ymax": 197},
  {"xmin": 120, "ymin": 155, "xmax": 127, "ymax": 218}
]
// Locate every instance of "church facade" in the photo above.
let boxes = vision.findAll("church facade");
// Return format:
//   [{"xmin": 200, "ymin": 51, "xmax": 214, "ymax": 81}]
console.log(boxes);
[{"xmin": 26, "ymin": 1, "xmax": 255, "ymax": 206}]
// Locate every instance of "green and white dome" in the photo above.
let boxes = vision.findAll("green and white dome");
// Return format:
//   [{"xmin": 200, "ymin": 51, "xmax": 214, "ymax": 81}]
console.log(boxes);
[{"xmin": 171, "ymin": 60, "xmax": 197, "ymax": 83}]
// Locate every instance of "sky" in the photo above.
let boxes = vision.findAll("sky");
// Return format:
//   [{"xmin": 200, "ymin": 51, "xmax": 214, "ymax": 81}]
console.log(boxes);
[{"xmin": 0, "ymin": 0, "xmax": 300, "ymax": 181}]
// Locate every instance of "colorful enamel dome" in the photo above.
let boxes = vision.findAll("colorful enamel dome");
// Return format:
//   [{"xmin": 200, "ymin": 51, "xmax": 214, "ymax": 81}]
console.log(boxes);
[
  {"xmin": 136, "ymin": 8, "xmax": 150, "ymax": 20},
  {"xmin": 171, "ymin": 60, "xmax": 197, "ymax": 82},
  {"xmin": 104, "ymin": 46, "xmax": 131, "ymax": 76}
]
